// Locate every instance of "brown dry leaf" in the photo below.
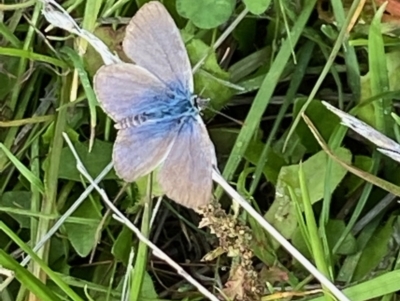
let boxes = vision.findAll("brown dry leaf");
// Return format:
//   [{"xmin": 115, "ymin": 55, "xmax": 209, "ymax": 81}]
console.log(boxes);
[
  {"xmin": 259, "ymin": 266, "xmax": 289, "ymax": 285},
  {"xmin": 316, "ymin": 0, "xmax": 335, "ymax": 23},
  {"xmin": 202, "ymin": 247, "xmax": 226, "ymax": 261},
  {"xmin": 223, "ymin": 265, "xmax": 246, "ymax": 300},
  {"xmin": 84, "ymin": 26, "xmax": 126, "ymax": 76},
  {"xmin": 317, "ymin": 0, "xmax": 400, "ymax": 25},
  {"xmin": 377, "ymin": 0, "xmax": 400, "ymax": 17}
]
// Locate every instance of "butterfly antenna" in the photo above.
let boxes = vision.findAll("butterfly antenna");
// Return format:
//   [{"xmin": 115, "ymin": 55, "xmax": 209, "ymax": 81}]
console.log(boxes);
[
  {"xmin": 199, "ymin": 86, "xmax": 207, "ymax": 97},
  {"xmin": 198, "ymin": 84, "xmax": 243, "ymax": 126},
  {"xmin": 219, "ymin": 46, "xmax": 233, "ymax": 67},
  {"xmin": 198, "ymin": 98, "xmax": 243, "ymax": 127},
  {"xmin": 211, "ymin": 109, "xmax": 244, "ymax": 126}
]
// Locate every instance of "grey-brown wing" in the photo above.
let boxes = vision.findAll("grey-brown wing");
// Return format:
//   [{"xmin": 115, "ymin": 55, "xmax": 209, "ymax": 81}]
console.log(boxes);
[
  {"xmin": 158, "ymin": 118, "xmax": 216, "ymax": 209},
  {"xmin": 123, "ymin": 1, "xmax": 193, "ymax": 92},
  {"xmin": 113, "ymin": 120, "xmax": 179, "ymax": 183}
]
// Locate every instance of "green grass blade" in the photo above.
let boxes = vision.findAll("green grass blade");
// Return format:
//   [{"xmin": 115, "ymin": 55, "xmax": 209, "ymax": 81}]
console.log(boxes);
[
  {"xmin": 129, "ymin": 176, "xmax": 153, "ymax": 300},
  {"xmin": 0, "ymin": 143, "xmax": 44, "ymax": 193},
  {"xmin": 0, "ymin": 22, "xmax": 22, "ymax": 48},
  {"xmin": 249, "ymin": 41, "xmax": 315, "ymax": 194},
  {"xmin": 0, "ymin": 2, "xmax": 43, "ymax": 171},
  {"xmin": 311, "ymin": 267, "xmax": 400, "ymax": 300},
  {"xmin": 218, "ymin": 0, "xmax": 317, "ymax": 197},
  {"xmin": 0, "ymin": 47, "xmax": 68, "ymax": 68},
  {"xmin": 0, "ymin": 222, "xmax": 85, "ymax": 301},
  {"xmin": 284, "ymin": 0, "xmax": 362, "ymax": 149},
  {"xmin": 333, "ymin": 3, "xmax": 391, "ymax": 254},
  {"xmin": 0, "ymin": 0, "xmax": 35, "ymax": 10},
  {"xmin": 61, "ymin": 46, "xmax": 98, "ymax": 151},
  {"xmin": 0, "ymin": 250, "xmax": 62, "ymax": 301},
  {"xmin": 298, "ymin": 162, "xmax": 333, "ymax": 300},
  {"xmin": 33, "ymin": 75, "xmax": 70, "ymax": 280},
  {"xmin": 369, "ymin": 3, "xmax": 391, "ymax": 133},
  {"xmin": 330, "ymin": 0, "xmax": 361, "ymax": 102}
]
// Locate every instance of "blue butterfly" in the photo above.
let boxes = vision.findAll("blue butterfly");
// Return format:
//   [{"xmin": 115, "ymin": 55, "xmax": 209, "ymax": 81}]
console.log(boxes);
[{"xmin": 94, "ymin": 1, "xmax": 217, "ymax": 209}]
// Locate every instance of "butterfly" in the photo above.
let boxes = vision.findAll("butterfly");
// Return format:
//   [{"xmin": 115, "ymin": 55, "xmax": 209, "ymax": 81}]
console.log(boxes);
[{"xmin": 93, "ymin": 1, "xmax": 217, "ymax": 209}]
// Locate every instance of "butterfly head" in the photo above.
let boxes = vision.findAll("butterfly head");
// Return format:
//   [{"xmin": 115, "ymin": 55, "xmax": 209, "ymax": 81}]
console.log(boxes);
[{"xmin": 192, "ymin": 95, "xmax": 210, "ymax": 112}]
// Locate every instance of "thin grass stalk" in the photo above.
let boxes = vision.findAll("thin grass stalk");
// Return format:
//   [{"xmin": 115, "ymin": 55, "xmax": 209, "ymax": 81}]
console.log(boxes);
[
  {"xmin": 129, "ymin": 175, "xmax": 153, "ymax": 300},
  {"xmin": 32, "ymin": 76, "xmax": 69, "ymax": 282}
]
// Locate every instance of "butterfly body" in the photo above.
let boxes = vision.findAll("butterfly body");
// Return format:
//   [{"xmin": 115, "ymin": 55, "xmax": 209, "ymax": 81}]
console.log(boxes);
[
  {"xmin": 116, "ymin": 87, "xmax": 198, "ymax": 130},
  {"xmin": 94, "ymin": 1, "xmax": 216, "ymax": 209}
]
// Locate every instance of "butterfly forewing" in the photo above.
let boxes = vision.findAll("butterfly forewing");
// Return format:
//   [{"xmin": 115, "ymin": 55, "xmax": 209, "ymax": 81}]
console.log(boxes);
[
  {"xmin": 94, "ymin": 63, "xmax": 169, "ymax": 122},
  {"xmin": 113, "ymin": 120, "xmax": 180, "ymax": 182},
  {"xmin": 158, "ymin": 118, "xmax": 216, "ymax": 209},
  {"xmin": 123, "ymin": 1, "xmax": 193, "ymax": 92}
]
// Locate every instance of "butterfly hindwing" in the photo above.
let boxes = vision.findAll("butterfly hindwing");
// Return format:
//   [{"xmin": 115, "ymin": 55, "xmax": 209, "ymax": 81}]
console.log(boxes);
[
  {"xmin": 113, "ymin": 120, "xmax": 180, "ymax": 183},
  {"xmin": 158, "ymin": 117, "xmax": 216, "ymax": 209},
  {"xmin": 123, "ymin": 1, "xmax": 193, "ymax": 92}
]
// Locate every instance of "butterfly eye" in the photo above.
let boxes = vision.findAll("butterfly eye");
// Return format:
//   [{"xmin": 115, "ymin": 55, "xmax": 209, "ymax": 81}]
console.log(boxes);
[{"xmin": 194, "ymin": 96, "xmax": 210, "ymax": 111}]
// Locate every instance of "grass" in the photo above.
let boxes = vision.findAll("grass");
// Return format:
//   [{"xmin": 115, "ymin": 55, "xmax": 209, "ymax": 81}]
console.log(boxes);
[{"xmin": 1, "ymin": 0, "xmax": 400, "ymax": 300}]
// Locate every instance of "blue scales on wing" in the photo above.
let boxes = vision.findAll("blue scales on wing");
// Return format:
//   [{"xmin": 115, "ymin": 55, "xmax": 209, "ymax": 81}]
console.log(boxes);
[
  {"xmin": 94, "ymin": 62, "xmax": 193, "ymax": 183},
  {"xmin": 94, "ymin": 63, "xmax": 171, "ymax": 123}
]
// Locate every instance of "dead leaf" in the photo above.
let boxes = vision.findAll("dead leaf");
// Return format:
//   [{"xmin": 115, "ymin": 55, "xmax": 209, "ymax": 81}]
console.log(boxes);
[
  {"xmin": 260, "ymin": 266, "xmax": 289, "ymax": 284},
  {"xmin": 223, "ymin": 265, "xmax": 246, "ymax": 300}
]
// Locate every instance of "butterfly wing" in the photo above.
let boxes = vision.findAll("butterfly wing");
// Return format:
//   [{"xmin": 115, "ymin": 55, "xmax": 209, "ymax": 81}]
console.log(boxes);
[
  {"xmin": 113, "ymin": 119, "xmax": 180, "ymax": 182},
  {"xmin": 123, "ymin": 1, "xmax": 193, "ymax": 92},
  {"xmin": 94, "ymin": 62, "xmax": 170, "ymax": 122},
  {"xmin": 158, "ymin": 117, "xmax": 216, "ymax": 209}
]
